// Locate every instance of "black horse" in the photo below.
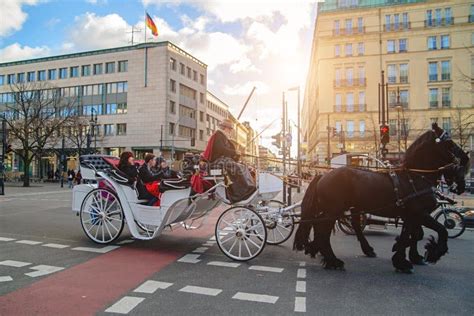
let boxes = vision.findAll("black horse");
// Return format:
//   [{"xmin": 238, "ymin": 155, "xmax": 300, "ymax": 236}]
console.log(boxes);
[{"xmin": 294, "ymin": 124, "xmax": 469, "ymax": 273}]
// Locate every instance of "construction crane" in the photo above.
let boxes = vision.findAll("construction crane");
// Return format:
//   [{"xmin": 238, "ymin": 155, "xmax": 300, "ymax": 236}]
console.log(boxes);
[{"xmin": 237, "ymin": 86, "xmax": 256, "ymax": 120}]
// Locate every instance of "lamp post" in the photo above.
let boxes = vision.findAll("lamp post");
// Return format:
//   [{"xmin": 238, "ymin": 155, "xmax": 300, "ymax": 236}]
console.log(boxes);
[
  {"xmin": 0, "ymin": 114, "xmax": 6, "ymax": 195},
  {"xmin": 288, "ymin": 86, "xmax": 301, "ymax": 192},
  {"xmin": 89, "ymin": 108, "xmax": 98, "ymax": 154}
]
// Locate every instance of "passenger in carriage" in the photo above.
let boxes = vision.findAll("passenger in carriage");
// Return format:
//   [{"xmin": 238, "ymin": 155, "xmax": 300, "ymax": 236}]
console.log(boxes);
[
  {"xmin": 118, "ymin": 151, "xmax": 158, "ymax": 206},
  {"xmin": 155, "ymin": 156, "xmax": 179, "ymax": 179},
  {"xmin": 138, "ymin": 153, "xmax": 163, "ymax": 206},
  {"xmin": 202, "ymin": 118, "xmax": 240, "ymax": 162}
]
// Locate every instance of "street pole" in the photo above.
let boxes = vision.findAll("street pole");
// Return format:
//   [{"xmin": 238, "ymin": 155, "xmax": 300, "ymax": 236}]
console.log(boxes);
[
  {"xmin": 160, "ymin": 125, "xmax": 163, "ymax": 152},
  {"xmin": 327, "ymin": 114, "xmax": 331, "ymax": 165},
  {"xmin": 0, "ymin": 114, "xmax": 6, "ymax": 195},
  {"xmin": 60, "ymin": 136, "xmax": 65, "ymax": 188},
  {"xmin": 282, "ymin": 92, "xmax": 287, "ymax": 205}
]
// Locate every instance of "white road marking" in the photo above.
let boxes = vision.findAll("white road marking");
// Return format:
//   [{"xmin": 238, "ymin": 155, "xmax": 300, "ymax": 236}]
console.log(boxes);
[
  {"xmin": 179, "ymin": 285, "xmax": 222, "ymax": 296},
  {"xmin": 232, "ymin": 292, "xmax": 279, "ymax": 304},
  {"xmin": 296, "ymin": 281, "xmax": 306, "ymax": 293},
  {"xmin": 134, "ymin": 281, "xmax": 173, "ymax": 294},
  {"xmin": 249, "ymin": 266, "xmax": 284, "ymax": 273},
  {"xmin": 202, "ymin": 243, "xmax": 214, "ymax": 247},
  {"xmin": 117, "ymin": 239, "xmax": 135, "ymax": 245},
  {"xmin": 0, "ymin": 237, "xmax": 16, "ymax": 242},
  {"xmin": 42, "ymin": 243, "xmax": 69, "ymax": 249},
  {"xmin": 25, "ymin": 265, "xmax": 64, "ymax": 277},
  {"xmin": 299, "ymin": 261, "xmax": 306, "ymax": 267},
  {"xmin": 0, "ymin": 260, "xmax": 31, "ymax": 267},
  {"xmin": 0, "ymin": 276, "xmax": 13, "ymax": 282},
  {"xmin": 295, "ymin": 297, "xmax": 306, "ymax": 312},
  {"xmin": 177, "ymin": 254, "xmax": 201, "ymax": 264},
  {"xmin": 206, "ymin": 240, "xmax": 216, "ymax": 244},
  {"xmin": 72, "ymin": 246, "xmax": 119, "ymax": 253},
  {"xmin": 209, "ymin": 236, "xmax": 216, "ymax": 241},
  {"xmin": 297, "ymin": 268, "xmax": 306, "ymax": 279},
  {"xmin": 207, "ymin": 261, "xmax": 240, "ymax": 268},
  {"xmin": 192, "ymin": 247, "xmax": 208, "ymax": 254},
  {"xmin": 105, "ymin": 296, "xmax": 145, "ymax": 314},
  {"xmin": 16, "ymin": 240, "xmax": 42, "ymax": 245}
]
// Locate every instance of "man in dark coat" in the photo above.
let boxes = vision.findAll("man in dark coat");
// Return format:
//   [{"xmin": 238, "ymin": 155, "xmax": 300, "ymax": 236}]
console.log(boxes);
[{"xmin": 202, "ymin": 118, "xmax": 239, "ymax": 162}]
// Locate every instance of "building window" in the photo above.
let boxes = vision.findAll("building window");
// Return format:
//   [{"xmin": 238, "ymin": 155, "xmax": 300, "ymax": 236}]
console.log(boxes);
[
  {"xmin": 442, "ymin": 117, "xmax": 451, "ymax": 133},
  {"xmin": 105, "ymin": 62, "xmax": 115, "ymax": 74},
  {"xmin": 440, "ymin": 35, "xmax": 450, "ymax": 49},
  {"xmin": 357, "ymin": 17, "xmax": 363, "ymax": 33},
  {"xmin": 116, "ymin": 123, "xmax": 126, "ymax": 136},
  {"xmin": 37, "ymin": 70, "xmax": 46, "ymax": 81},
  {"xmin": 358, "ymin": 66, "xmax": 365, "ymax": 86},
  {"xmin": 170, "ymin": 79, "xmax": 176, "ymax": 92},
  {"xmin": 426, "ymin": 10, "xmax": 433, "ymax": 27},
  {"xmin": 345, "ymin": 43, "xmax": 352, "ymax": 56},
  {"xmin": 399, "ymin": 39, "xmax": 407, "ymax": 52},
  {"xmin": 118, "ymin": 60, "xmax": 128, "ymax": 73},
  {"xmin": 358, "ymin": 91, "xmax": 365, "ymax": 111},
  {"xmin": 169, "ymin": 122, "xmax": 175, "ymax": 135},
  {"xmin": 104, "ymin": 124, "xmax": 115, "ymax": 136},
  {"xmin": 399, "ymin": 63, "xmax": 408, "ymax": 83},
  {"xmin": 199, "ymin": 129, "xmax": 204, "ymax": 141},
  {"xmin": 429, "ymin": 62, "xmax": 438, "ymax": 81},
  {"xmin": 335, "ymin": 94, "xmax": 342, "ymax": 112},
  {"xmin": 180, "ymin": 63, "xmax": 185, "ymax": 75},
  {"xmin": 429, "ymin": 88, "xmax": 439, "ymax": 108},
  {"xmin": 17, "ymin": 73, "xmax": 25, "ymax": 83},
  {"xmin": 70, "ymin": 66, "xmax": 79, "ymax": 78},
  {"xmin": 200, "ymin": 74, "xmax": 205, "ymax": 85},
  {"xmin": 428, "ymin": 36, "xmax": 437, "ymax": 50},
  {"xmin": 93, "ymin": 63, "xmax": 103, "ymax": 75},
  {"xmin": 82, "ymin": 65, "xmax": 91, "ymax": 76},
  {"xmin": 394, "ymin": 14, "xmax": 400, "ymax": 31},
  {"xmin": 347, "ymin": 120, "xmax": 354, "ymax": 138},
  {"xmin": 200, "ymin": 93, "xmax": 204, "ymax": 104},
  {"xmin": 7, "ymin": 74, "xmax": 15, "ymax": 84},
  {"xmin": 335, "ymin": 45, "xmax": 340, "ymax": 57},
  {"xmin": 170, "ymin": 58, "xmax": 176, "ymax": 71},
  {"xmin": 389, "ymin": 119, "xmax": 397, "ymax": 136},
  {"xmin": 358, "ymin": 42, "xmax": 364, "ymax": 55},
  {"xmin": 441, "ymin": 60, "xmax": 451, "ymax": 80},
  {"xmin": 403, "ymin": 13, "xmax": 409, "ymax": 29},
  {"xmin": 346, "ymin": 68, "xmax": 353, "ymax": 86},
  {"xmin": 335, "ymin": 121, "xmax": 341, "ymax": 133},
  {"xmin": 335, "ymin": 68, "xmax": 341, "ymax": 87},
  {"xmin": 170, "ymin": 100, "xmax": 176, "ymax": 113},
  {"xmin": 187, "ymin": 67, "xmax": 191, "ymax": 78},
  {"xmin": 470, "ymin": 5, "xmax": 474, "ymax": 23},
  {"xmin": 388, "ymin": 90, "xmax": 397, "ymax": 107},
  {"xmin": 48, "ymin": 69, "xmax": 56, "ymax": 80},
  {"xmin": 387, "ymin": 64, "xmax": 396, "ymax": 83},
  {"xmin": 345, "ymin": 18, "xmax": 352, "ymax": 35},
  {"xmin": 193, "ymin": 70, "xmax": 197, "ymax": 81},
  {"xmin": 28, "ymin": 71, "xmax": 36, "ymax": 81},
  {"xmin": 200, "ymin": 111, "xmax": 204, "ymax": 122},
  {"xmin": 445, "ymin": 8, "xmax": 452, "ymax": 25},
  {"xmin": 334, "ymin": 20, "xmax": 340, "ymax": 35},
  {"xmin": 0, "ymin": 75, "xmax": 4, "ymax": 86},
  {"xmin": 387, "ymin": 40, "xmax": 395, "ymax": 53},
  {"xmin": 442, "ymin": 88, "xmax": 451, "ymax": 107},
  {"xmin": 105, "ymin": 103, "xmax": 117, "ymax": 114},
  {"xmin": 346, "ymin": 93, "xmax": 354, "ymax": 112},
  {"xmin": 117, "ymin": 103, "xmax": 127, "ymax": 114},
  {"xmin": 400, "ymin": 90, "xmax": 409, "ymax": 108},
  {"xmin": 435, "ymin": 8, "xmax": 442, "ymax": 27},
  {"xmin": 359, "ymin": 120, "xmax": 365, "ymax": 137},
  {"xmin": 385, "ymin": 15, "xmax": 391, "ymax": 31}
]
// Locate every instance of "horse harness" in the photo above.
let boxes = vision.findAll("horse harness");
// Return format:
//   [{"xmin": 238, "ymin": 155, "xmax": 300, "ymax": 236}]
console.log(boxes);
[{"xmin": 388, "ymin": 168, "xmax": 434, "ymax": 209}]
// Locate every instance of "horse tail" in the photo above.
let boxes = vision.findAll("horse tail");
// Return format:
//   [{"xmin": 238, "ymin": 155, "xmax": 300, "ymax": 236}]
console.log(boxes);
[{"xmin": 293, "ymin": 174, "xmax": 322, "ymax": 254}]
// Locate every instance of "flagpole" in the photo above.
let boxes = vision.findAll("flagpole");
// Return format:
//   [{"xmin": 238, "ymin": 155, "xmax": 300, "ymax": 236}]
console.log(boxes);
[
  {"xmin": 144, "ymin": 11, "xmax": 148, "ymax": 87},
  {"xmin": 144, "ymin": 11, "xmax": 147, "ymax": 44}
]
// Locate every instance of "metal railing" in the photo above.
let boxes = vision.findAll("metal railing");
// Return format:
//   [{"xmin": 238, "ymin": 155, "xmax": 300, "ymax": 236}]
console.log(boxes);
[{"xmin": 333, "ymin": 78, "xmax": 367, "ymax": 88}]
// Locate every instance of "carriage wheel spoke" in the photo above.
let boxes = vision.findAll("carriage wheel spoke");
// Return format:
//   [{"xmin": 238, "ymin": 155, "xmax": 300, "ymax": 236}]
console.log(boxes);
[
  {"xmin": 228, "ymin": 238, "xmax": 238, "ymax": 253},
  {"xmin": 105, "ymin": 201, "xmax": 118, "ymax": 214},
  {"xmin": 244, "ymin": 235, "xmax": 262, "ymax": 248},
  {"xmin": 242, "ymin": 238, "xmax": 252, "ymax": 256},
  {"xmin": 82, "ymin": 218, "xmax": 94, "ymax": 224},
  {"xmin": 94, "ymin": 222, "xmax": 100, "ymax": 239},
  {"xmin": 220, "ymin": 218, "xmax": 236, "ymax": 229},
  {"xmin": 103, "ymin": 219, "xmax": 113, "ymax": 240},
  {"xmin": 219, "ymin": 234, "xmax": 236, "ymax": 245},
  {"xmin": 238, "ymin": 239, "xmax": 242, "ymax": 258},
  {"xmin": 246, "ymin": 222, "xmax": 263, "ymax": 232},
  {"xmin": 275, "ymin": 226, "xmax": 286, "ymax": 239},
  {"xmin": 106, "ymin": 219, "xmax": 119, "ymax": 233},
  {"xmin": 101, "ymin": 220, "xmax": 105, "ymax": 242}
]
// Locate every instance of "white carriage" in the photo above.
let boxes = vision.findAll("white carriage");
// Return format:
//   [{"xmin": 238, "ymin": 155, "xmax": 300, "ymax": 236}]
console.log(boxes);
[{"xmin": 72, "ymin": 155, "xmax": 299, "ymax": 261}]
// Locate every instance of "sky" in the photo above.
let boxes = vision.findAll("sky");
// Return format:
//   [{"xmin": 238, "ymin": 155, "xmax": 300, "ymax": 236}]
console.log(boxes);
[{"xmin": 0, "ymin": 0, "xmax": 320, "ymax": 153}]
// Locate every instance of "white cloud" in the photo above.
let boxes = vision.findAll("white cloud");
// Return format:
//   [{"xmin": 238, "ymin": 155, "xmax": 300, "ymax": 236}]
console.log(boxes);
[
  {"xmin": 45, "ymin": 17, "xmax": 61, "ymax": 29},
  {"xmin": 229, "ymin": 57, "xmax": 261, "ymax": 74},
  {"xmin": 85, "ymin": 0, "xmax": 108, "ymax": 4},
  {"xmin": 0, "ymin": 0, "xmax": 39, "ymax": 37},
  {"xmin": 223, "ymin": 81, "xmax": 269, "ymax": 96},
  {"xmin": 0, "ymin": 43, "xmax": 50, "ymax": 62}
]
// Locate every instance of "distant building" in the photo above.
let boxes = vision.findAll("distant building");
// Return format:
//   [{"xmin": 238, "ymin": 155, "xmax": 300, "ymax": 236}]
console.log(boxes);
[{"xmin": 302, "ymin": 0, "xmax": 474, "ymax": 163}]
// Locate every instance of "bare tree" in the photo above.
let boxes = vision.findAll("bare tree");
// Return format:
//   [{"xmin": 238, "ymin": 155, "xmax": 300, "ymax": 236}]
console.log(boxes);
[
  {"xmin": 4, "ymin": 82, "xmax": 76, "ymax": 187},
  {"xmin": 450, "ymin": 105, "xmax": 474, "ymax": 150},
  {"xmin": 65, "ymin": 115, "xmax": 93, "ymax": 157}
]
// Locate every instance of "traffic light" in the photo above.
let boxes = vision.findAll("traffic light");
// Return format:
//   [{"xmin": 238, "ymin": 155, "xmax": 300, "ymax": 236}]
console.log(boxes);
[
  {"xmin": 5, "ymin": 144, "xmax": 12, "ymax": 154},
  {"xmin": 190, "ymin": 138, "xmax": 195, "ymax": 147},
  {"xmin": 271, "ymin": 133, "xmax": 282, "ymax": 149},
  {"xmin": 332, "ymin": 127, "xmax": 338, "ymax": 138},
  {"xmin": 380, "ymin": 124, "xmax": 390, "ymax": 145}
]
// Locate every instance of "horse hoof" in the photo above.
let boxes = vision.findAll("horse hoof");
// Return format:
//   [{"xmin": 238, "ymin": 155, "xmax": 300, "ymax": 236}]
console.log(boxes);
[
  {"xmin": 395, "ymin": 268, "xmax": 414, "ymax": 274},
  {"xmin": 365, "ymin": 251, "xmax": 377, "ymax": 258},
  {"xmin": 410, "ymin": 256, "xmax": 427, "ymax": 266}
]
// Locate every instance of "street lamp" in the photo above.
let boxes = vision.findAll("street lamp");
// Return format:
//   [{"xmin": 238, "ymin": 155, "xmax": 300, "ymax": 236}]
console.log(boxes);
[
  {"xmin": 287, "ymin": 86, "xmax": 301, "ymax": 191},
  {"xmin": 89, "ymin": 108, "xmax": 98, "ymax": 154}
]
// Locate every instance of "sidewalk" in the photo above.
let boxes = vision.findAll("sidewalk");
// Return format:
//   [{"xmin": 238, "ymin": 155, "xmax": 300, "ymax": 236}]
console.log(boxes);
[{"xmin": 3, "ymin": 181, "xmax": 73, "ymax": 195}]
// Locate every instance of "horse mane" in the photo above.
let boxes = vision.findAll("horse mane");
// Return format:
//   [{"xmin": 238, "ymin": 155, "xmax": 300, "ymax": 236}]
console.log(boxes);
[{"xmin": 402, "ymin": 130, "xmax": 433, "ymax": 168}]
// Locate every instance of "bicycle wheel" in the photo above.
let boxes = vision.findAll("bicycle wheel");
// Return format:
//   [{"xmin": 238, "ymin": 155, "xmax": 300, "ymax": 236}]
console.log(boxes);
[{"xmin": 434, "ymin": 209, "xmax": 466, "ymax": 239}]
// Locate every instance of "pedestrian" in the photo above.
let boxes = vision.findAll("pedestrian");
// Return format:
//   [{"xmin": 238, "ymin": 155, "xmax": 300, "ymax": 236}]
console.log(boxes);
[
  {"xmin": 54, "ymin": 169, "xmax": 60, "ymax": 181},
  {"xmin": 75, "ymin": 170, "xmax": 82, "ymax": 185},
  {"xmin": 67, "ymin": 169, "xmax": 75, "ymax": 188}
]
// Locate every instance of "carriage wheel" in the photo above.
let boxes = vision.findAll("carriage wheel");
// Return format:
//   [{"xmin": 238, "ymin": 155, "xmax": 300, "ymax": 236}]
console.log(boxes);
[
  {"xmin": 215, "ymin": 207, "xmax": 267, "ymax": 261},
  {"xmin": 337, "ymin": 214, "xmax": 367, "ymax": 235},
  {"xmin": 80, "ymin": 188, "xmax": 124, "ymax": 244},
  {"xmin": 257, "ymin": 200, "xmax": 295, "ymax": 245},
  {"xmin": 434, "ymin": 209, "xmax": 466, "ymax": 239}
]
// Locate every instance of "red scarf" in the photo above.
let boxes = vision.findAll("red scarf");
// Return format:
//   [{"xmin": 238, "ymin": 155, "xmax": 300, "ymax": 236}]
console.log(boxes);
[{"xmin": 202, "ymin": 132, "xmax": 218, "ymax": 161}]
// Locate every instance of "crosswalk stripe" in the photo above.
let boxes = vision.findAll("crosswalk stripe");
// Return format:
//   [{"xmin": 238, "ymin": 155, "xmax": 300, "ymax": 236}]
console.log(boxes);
[
  {"xmin": 294, "ymin": 297, "xmax": 306, "ymax": 312},
  {"xmin": 232, "ymin": 292, "xmax": 279, "ymax": 304},
  {"xmin": 296, "ymin": 281, "xmax": 306, "ymax": 293},
  {"xmin": 105, "ymin": 296, "xmax": 145, "ymax": 314},
  {"xmin": 0, "ymin": 260, "xmax": 31, "ymax": 267},
  {"xmin": 179, "ymin": 285, "xmax": 222, "ymax": 296},
  {"xmin": 192, "ymin": 247, "xmax": 208, "ymax": 253},
  {"xmin": 25, "ymin": 265, "xmax": 64, "ymax": 277},
  {"xmin": 249, "ymin": 265, "xmax": 284, "ymax": 273},
  {"xmin": 72, "ymin": 246, "xmax": 119, "ymax": 253},
  {"xmin": 42, "ymin": 243, "xmax": 69, "ymax": 249},
  {"xmin": 16, "ymin": 240, "xmax": 42, "ymax": 245},
  {"xmin": 207, "ymin": 261, "xmax": 240, "ymax": 268},
  {"xmin": 297, "ymin": 268, "xmax": 306, "ymax": 279},
  {"xmin": 0, "ymin": 237, "xmax": 16, "ymax": 242},
  {"xmin": 134, "ymin": 281, "xmax": 173, "ymax": 294},
  {"xmin": 0, "ymin": 276, "xmax": 14, "ymax": 282},
  {"xmin": 177, "ymin": 254, "xmax": 201, "ymax": 263}
]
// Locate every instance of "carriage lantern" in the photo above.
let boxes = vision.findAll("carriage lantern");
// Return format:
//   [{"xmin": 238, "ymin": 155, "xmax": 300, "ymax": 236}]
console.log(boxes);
[{"xmin": 380, "ymin": 124, "xmax": 390, "ymax": 145}]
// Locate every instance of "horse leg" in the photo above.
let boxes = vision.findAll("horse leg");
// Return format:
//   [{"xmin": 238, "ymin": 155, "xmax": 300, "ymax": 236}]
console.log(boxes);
[
  {"xmin": 421, "ymin": 214, "xmax": 448, "ymax": 263},
  {"xmin": 408, "ymin": 224, "xmax": 426, "ymax": 265},
  {"xmin": 317, "ymin": 219, "xmax": 345, "ymax": 270},
  {"xmin": 391, "ymin": 221, "xmax": 414, "ymax": 273},
  {"xmin": 350, "ymin": 212, "xmax": 376, "ymax": 257}
]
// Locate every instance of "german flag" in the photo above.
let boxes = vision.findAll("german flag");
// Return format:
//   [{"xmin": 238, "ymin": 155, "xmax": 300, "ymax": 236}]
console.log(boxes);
[{"xmin": 145, "ymin": 12, "xmax": 158, "ymax": 37}]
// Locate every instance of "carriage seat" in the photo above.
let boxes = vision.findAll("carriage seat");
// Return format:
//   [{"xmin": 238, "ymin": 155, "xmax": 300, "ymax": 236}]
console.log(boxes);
[{"xmin": 159, "ymin": 178, "xmax": 191, "ymax": 193}]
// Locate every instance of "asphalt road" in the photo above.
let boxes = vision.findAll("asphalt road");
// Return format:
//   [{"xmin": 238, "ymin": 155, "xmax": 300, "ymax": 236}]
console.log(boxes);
[{"xmin": 0, "ymin": 183, "xmax": 473, "ymax": 315}]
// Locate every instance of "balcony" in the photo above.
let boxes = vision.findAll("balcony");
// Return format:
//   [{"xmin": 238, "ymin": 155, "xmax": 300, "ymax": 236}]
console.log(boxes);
[
  {"xmin": 441, "ymin": 73, "xmax": 451, "ymax": 81},
  {"xmin": 333, "ymin": 78, "xmax": 367, "ymax": 88},
  {"xmin": 334, "ymin": 104, "xmax": 367, "ymax": 113},
  {"xmin": 383, "ymin": 22, "xmax": 411, "ymax": 32},
  {"xmin": 400, "ymin": 76, "xmax": 409, "ymax": 84},
  {"xmin": 430, "ymin": 101, "xmax": 439, "ymax": 108},
  {"xmin": 470, "ymin": 15, "xmax": 474, "ymax": 23},
  {"xmin": 442, "ymin": 100, "xmax": 451, "ymax": 107},
  {"xmin": 425, "ymin": 18, "xmax": 455, "ymax": 27},
  {"xmin": 332, "ymin": 26, "xmax": 365, "ymax": 36},
  {"xmin": 429, "ymin": 75, "xmax": 438, "ymax": 82}
]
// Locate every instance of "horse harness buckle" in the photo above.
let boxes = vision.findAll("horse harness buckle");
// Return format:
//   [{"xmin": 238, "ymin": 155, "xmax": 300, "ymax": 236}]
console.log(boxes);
[{"xmin": 389, "ymin": 169, "xmax": 405, "ymax": 208}]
